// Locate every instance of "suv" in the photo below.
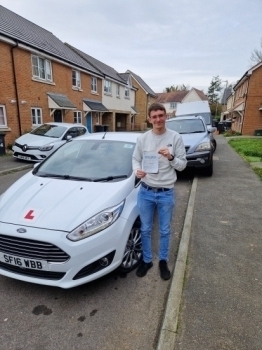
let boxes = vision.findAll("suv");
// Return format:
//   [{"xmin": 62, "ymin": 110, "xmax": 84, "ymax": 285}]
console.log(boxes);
[{"xmin": 166, "ymin": 116, "xmax": 216, "ymax": 176}]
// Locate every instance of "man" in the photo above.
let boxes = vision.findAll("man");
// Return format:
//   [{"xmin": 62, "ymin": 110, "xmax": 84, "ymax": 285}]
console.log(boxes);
[{"xmin": 132, "ymin": 102, "xmax": 187, "ymax": 280}]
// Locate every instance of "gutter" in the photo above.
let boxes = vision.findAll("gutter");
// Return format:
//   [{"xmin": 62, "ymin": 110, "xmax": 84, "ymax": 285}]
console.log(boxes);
[{"xmin": 11, "ymin": 40, "xmax": 22, "ymax": 136}]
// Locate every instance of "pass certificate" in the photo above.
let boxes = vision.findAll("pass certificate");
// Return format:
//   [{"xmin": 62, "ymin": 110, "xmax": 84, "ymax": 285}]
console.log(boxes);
[{"xmin": 142, "ymin": 152, "xmax": 159, "ymax": 174}]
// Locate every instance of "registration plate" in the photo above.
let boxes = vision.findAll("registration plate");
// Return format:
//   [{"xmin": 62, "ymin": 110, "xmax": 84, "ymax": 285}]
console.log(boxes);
[
  {"xmin": 17, "ymin": 155, "xmax": 31, "ymax": 161},
  {"xmin": 0, "ymin": 253, "xmax": 48, "ymax": 271}
]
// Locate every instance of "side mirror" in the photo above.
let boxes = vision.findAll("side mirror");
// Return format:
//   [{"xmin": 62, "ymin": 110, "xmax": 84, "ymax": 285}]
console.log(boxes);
[
  {"xmin": 66, "ymin": 135, "xmax": 73, "ymax": 141},
  {"xmin": 207, "ymin": 126, "xmax": 216, "ymax": 133}
]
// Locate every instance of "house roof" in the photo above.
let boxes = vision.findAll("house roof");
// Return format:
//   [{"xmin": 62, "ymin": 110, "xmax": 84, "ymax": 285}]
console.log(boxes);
[
  {"xmin": 0, "ymin": 5, "xmax": 101, "ymax": 76},
  {"xmin": 83, "ymin": 99, "xmax": 108, "ymax": 112},
  {"xmin": 65, "ymin": 43, "xmax": 126, "ymax": 84},
  {"xmin": 47, "ymin": 92, "xmax": 76, "ymax": 109},
  {"xmin": 156, "ymin": 91, "xmax": 188, "ymax": 103},
  {"xmin": 126, "ymin": 70, "xmax": 157, "ymax": 97},
  {"xmin": 221, "ymin": 87, "xmax": 233, "ymax": 104},
  {"xmin": 193, "ymin": 88, "xmax": 209, "ymax": 101},
  {"xmin": 234, "ymin": 61, "xmax": 262, "ymax": 90}
]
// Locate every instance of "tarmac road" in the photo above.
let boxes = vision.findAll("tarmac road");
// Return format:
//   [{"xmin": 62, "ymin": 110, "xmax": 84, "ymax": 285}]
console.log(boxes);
[{"xmin": 0, "ymin": 165, "xmax": 192, "ymax": 350}]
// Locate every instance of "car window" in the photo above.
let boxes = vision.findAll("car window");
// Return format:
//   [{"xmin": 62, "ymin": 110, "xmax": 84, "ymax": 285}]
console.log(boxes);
[
  {"xmin": 167, "ymin": 119, "xmax": 205, "ymax": 133},
  {"xmin": 66, "ymin": 127, "xmax": 79, "ymax": 138},
  {"xmin": 77, "ymin": 127, "xmax": 87, "ymax": 136},
  {"xmin": 31, "ymin": 124, "xmax": 67, "ymax": 138},
  {"xmin": 35, "ymin": 140, "xmax": 135, "ymax": 181}
]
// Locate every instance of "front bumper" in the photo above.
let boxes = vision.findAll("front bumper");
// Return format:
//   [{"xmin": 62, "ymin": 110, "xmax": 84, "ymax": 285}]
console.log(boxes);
[
  {"xmin": 12, "ymin": 146, "xmax": 50, "ymax": 162},
  {"xmin": 0, "ymin": 217, "xmax": 133, "ymax": 288},
  {"xmin": 186, "ymin": 150, "xmax": 213, "ymax": 168}
]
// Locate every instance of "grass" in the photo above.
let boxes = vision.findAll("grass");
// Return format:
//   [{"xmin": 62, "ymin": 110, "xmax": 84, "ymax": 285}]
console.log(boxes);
[{"xmin": 228, "ymin": 138, "xmax": 262, "ymax": 181}]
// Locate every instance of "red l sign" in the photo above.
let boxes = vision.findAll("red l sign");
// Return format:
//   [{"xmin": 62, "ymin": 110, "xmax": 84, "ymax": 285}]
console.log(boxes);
[{"xmin": 24, "ymin": 210, "xmax": 34, "ymax": 220}]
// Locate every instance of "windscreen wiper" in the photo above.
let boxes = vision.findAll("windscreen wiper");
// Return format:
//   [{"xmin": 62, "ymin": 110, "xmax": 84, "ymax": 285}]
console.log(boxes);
[
  {"xmin": 37, "ymin": 173, "xmax": 92, "ymax": 181},
  {"xmin": 93, "ymin": 175, "xmax": 128, "ymax": 182}
]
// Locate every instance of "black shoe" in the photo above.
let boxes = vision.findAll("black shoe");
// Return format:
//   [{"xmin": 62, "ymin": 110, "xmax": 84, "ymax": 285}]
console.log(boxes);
[
  {"xmin": 159, "ymin": 260, "xmax": 171, "ymax": 280},
  {"xmin": 136, "ymin": 261, "xmax": 153, "ymax": 277}
]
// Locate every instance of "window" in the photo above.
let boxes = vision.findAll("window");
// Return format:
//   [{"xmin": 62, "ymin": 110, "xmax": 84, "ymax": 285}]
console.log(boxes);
[
  {"xmin": 0, "ymin": 105, "xmax": 7, "ymax": 127},
  {"xmin": 74, "ymin": 111, "xmax": 82, "ymax": 124},
  {"xmin": 32, "ymin": 55, "xmax": 52, "ymax": 81},
  {"xmin": 31, "ymin": 108, "xmax": 42, "ymax": 126},
  {"xmin": 170, "ymin": 102, "xmax": 177, "ymax": 109},
  {"xmin": 72, "ymin": 70, "xmax": 81, "ymax": 88},
  {"xmin": 104, "ymin": 80, "xmax": 112, "ymax": 94},
  {"xmin": 125, "ymin": 87, "xmax": 130, "ymax": 98},
  {"xmin": 91, "ymin": 77, "xmax": 97, "ymax": 92},
  {"xmin": 116, "ymin": 84, "xmax": 120, "ymax": 97}
]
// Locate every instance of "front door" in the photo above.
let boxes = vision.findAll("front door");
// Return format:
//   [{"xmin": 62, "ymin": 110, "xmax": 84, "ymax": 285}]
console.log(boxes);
[
  {"xmin": 54, "ymin": 110, "xmax": 62, "ymax": 123},
  {"xmin": 86, "ymin": 112, "xmax": 92, "ymax": 133}
]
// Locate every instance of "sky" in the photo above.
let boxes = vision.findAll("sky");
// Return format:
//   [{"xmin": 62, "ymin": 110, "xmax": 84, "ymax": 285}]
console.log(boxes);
[{"xmin": 1, "ymin": 0, "xmax": 261, "ymax": 93}]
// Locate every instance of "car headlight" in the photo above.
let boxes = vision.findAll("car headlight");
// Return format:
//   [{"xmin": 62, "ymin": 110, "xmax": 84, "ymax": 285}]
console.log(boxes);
[
  {"xmin": 38, "ymin": 143, "xmax": 54, "ymax": 151},
  {"xmin": 67, "ymin": 200, "xmax": 125, "ymax": 241},
  {"xmin": 195, "ymin": 142, "xmax": 211, "ymax": 152}
]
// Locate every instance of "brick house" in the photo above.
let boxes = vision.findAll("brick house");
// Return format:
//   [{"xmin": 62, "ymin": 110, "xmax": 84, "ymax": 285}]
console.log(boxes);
[
  {"xmin": 0, "ymin": 5, "xmax": 109, "ymax": 146},
  {"xmin": 156, "ymin": 88, "xmax": 208, "ymax": 118},
  {"xmin": 224, "ymin": 61, "xmax": 262, "ymax": 135},
  {"xmin": 126, "ymin": 70, "xmax": 157, "ymax": 129}
]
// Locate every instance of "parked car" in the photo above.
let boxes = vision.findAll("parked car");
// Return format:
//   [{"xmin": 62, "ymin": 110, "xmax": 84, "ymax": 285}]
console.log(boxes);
[
  {"xmin": 166, "ymin": 116, "xmax": 216, "ymax": 176},
  {"xmin": 0, "ymin": 132, "xmax": 142, "ymax": 288},
  {"xmin": 12, "ymin": 123, "xmax": 88, "ymax": 162}
]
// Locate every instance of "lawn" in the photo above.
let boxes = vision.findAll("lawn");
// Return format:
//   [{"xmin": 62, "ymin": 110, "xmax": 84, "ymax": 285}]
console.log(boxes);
[{"xmin": 228, "ymin": 138, "xmax": 262, "ymax": 181}]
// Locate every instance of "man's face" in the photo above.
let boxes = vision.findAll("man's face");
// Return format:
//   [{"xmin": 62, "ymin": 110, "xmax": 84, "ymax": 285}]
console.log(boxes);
[{"xmin": 148, "ymin": 109, "xmax": 167, "ymax": 130}]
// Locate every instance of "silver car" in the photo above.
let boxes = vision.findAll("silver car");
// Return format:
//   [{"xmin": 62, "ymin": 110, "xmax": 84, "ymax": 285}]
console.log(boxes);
[
  {"xmin": 166, "ymin": 116, "xmax": 216, "ymax": 176},
  {"xmin": 12, "ymin": 123, "xmax": 88, "ymax": 162}
]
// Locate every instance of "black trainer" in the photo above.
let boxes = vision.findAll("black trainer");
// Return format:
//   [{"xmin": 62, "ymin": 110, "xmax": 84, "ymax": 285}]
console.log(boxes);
[
  {"xmin": 159, "ymin": 260, "xmax": 171, "ymax": 280},
  {"xmin": 136, "ymin": 261, "xmax": 153, "ymax": 277}
]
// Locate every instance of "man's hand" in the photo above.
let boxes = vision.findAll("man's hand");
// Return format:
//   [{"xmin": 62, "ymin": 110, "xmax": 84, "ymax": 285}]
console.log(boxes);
[
  {"xmin": 158, "ymin": 147, "xmax": 172, "ymax": 160},
  {"xmin": 136, "ymin": 169, "xmax": 147, "ymax": 178}
]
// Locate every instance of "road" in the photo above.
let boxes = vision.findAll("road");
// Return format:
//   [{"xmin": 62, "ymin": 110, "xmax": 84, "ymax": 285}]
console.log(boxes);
[{"xmin": 0, "ymin": 170, "xmax": 192, "ymax": 350}]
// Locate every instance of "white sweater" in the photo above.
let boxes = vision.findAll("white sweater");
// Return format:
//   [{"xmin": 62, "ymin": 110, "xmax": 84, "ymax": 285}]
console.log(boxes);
[{"xmin": 132, "ymin": 129, "xmax": 187, "ymax": 188}]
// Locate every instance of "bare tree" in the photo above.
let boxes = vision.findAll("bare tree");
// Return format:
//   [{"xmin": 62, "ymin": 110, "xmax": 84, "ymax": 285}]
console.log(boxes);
[{"xmin": 250, "ymin": 37, "xmax": 262, "ymax": 65}]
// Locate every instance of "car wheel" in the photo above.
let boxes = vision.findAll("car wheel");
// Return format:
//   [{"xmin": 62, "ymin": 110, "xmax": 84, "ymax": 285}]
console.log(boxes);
[
  {"xmin": 119, "ymin": 221, "xmax": 142, "ymax": 273},
  {"xmin": 203, "ymin": 161, "xmax": 213, "ymax": 176},
  {"xmin": 212, "ymin": 139, "xmax": 217, "ymax": 153}
]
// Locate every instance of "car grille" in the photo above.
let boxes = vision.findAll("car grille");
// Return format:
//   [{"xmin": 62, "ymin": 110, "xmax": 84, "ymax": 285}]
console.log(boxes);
[
  {"xmin": 0, "ymin": 235, "xmax": 70, "ymax": 263},
  {"xmin": 13, "ymin": 152, "xmax": 38, "ymax": 160},
  {"xmin": 15, "ymin": 142, "xmax": 38, "ymax": 150},
  {"xmin": 0, "ymin": 262, "xmax": 66, "ymax": 280}
]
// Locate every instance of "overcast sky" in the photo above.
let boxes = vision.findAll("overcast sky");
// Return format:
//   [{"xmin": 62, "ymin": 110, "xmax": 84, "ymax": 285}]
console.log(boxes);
[{"xmin": 1, "ymin": 0, "xmax": 261, "ymax": 93}]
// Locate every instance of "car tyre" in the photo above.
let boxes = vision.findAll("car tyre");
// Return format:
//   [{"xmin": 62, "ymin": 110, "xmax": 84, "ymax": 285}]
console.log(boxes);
[
  {"xmin": 203, "ymin": 161, "xmax": 213, "ymax": 176},
  {"xmin": 119, "ymin": 220, "xmax": 142, "ymax": 273}
]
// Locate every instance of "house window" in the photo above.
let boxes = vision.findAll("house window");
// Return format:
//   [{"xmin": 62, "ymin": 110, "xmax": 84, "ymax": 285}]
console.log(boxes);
[
  {"xmin": 125, "ymin": 87, "xmax": 130, "ymax": 98},
  {"xmin": 91, "ymin": 77, "xmax": 97, "ymax": 92},
  {"xmin": 0, "ymin": 105, "xmax": 7, "ymax": 127},
  {"xmin": 31, "ymin": 108, "xmax": 42, "ymax": 126},
  {"xmin": 74, "ymin": 111, "xmax": 82, "ymax": 124},
  {"xmin": 104, "ymin": 80, "xmax": 112, "ymax": 94},
  {"xmin": 31, "ymin": 55, "xmax": 52, "ymax": 82},
  {"xmin": 72, "ymin": 70, "xmax": 81, "ymax": 88},
  {"xmin": 116, "ymin": 84, "xmax": 120, "ymax": 97},
  {"xmin": 170, "ymin": 102, "xmax": 177, "ymax": 109}
]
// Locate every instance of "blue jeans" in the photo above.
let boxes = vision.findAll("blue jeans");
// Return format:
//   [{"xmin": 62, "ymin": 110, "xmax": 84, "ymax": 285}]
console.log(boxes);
[{"xmin": 137, "ymin": 186, "xmax": 175, "ymax": 263}]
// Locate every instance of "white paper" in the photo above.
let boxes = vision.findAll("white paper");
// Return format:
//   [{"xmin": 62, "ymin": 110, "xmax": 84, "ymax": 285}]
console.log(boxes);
[{"xmin": 142, "ymin": 152, "xmax": 159, "ymax": 174}]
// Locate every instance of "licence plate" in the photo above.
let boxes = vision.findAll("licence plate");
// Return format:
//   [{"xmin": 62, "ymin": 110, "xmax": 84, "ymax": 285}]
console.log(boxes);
[
  {"xmin": 17, "ymin": 155, "xmax": 31, "ymax": 161},
  {"xmin": 0, "ymin": 253, "xmax": 48, "ymax": 271}
]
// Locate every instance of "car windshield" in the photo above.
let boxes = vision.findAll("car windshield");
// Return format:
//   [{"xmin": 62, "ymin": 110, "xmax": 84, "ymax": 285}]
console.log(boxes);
[
  {"xmin": 31, "ymin": 124, "xmax": 67, "ymax": 138},
  {"xmin": 34, "ymin": 139, "xmax": 135, "ymax": 181},
  {"xmin": 167, "ymin": 119, "xmax": 205, "ymax": 134}
]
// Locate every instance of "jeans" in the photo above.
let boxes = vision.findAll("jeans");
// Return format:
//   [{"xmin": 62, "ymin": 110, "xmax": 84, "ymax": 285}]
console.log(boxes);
[{"xmin": 137, "ymin": 186, "xmax": 175, "ymax": 263}]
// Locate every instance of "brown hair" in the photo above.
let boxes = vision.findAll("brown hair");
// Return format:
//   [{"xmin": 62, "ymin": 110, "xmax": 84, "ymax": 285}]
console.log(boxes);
[{"xmin": 148, "ymin": 102, "xmax": 166, "ymax": 117}]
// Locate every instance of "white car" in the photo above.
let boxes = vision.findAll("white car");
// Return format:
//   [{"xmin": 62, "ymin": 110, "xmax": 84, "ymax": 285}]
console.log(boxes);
[
  {"xmin": 12, "ymin": 123, "xmax": 88, "ymax": 162},
  {"xmin": 0, "ymin": 132, "xmax": 142, "ymax": 288}
]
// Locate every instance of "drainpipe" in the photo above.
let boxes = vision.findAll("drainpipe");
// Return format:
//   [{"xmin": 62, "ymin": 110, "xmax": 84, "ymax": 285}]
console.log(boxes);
[{"xmin": 11, "ymin": 40, "xmax": 22, "ymax": 136}]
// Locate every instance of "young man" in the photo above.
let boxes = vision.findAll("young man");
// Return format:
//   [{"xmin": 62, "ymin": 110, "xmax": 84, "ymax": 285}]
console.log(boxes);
[{"xmin": 132, "ymin": 102, "xmax": 187, "ymax": 280}]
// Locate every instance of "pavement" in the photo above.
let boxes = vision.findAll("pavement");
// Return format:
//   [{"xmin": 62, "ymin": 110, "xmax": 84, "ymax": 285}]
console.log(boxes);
[{"xmin": 1, "ymin": 137, "xmax": 262, "ymax": 350}]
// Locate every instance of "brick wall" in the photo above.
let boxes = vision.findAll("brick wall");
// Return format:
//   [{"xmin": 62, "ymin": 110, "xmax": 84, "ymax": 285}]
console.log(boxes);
[{"xmin": 0, "ymin": 42, "xmax": 103, "ymax": 146}]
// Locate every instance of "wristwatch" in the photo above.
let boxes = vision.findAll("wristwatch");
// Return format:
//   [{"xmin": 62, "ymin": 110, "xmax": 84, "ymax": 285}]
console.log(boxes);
[{"xmin": 168, "ymin": 154, "xmax": 174, "ymax": 161}]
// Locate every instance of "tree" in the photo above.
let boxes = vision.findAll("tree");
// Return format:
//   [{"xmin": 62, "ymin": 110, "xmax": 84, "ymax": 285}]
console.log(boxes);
[
  {"xmin": 250, "ymin": 37, "xmax": 262, "ymax": 65},
  {"xmin": 207, "ymin": 76, "xmax": 222, "ymax": 104},
  {"xmin": 164, "ymin": 84, "xmax": 190, "ymax": 92}
]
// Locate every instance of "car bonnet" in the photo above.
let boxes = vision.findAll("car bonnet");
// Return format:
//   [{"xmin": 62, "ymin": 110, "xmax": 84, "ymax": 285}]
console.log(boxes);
[
  {"xmin": 15, "ymin": 133, "xmax": 61, "ymax": 146},
  {"xmin": 0, "ymin": 174, "xmax": 134, "ymax": 232}
]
